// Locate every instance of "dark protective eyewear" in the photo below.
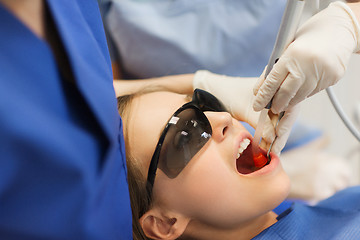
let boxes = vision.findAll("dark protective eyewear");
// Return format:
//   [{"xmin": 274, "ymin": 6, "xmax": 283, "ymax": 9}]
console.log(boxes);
[{"xmin": 146, "ymin": 89, "xmax": 227, "ymax": 196}]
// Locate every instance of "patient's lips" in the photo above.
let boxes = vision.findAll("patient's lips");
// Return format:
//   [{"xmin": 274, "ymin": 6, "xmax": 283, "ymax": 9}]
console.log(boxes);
[{"xmin": 236, "ymin": 138, "xmax": 269, "ymax": 174}]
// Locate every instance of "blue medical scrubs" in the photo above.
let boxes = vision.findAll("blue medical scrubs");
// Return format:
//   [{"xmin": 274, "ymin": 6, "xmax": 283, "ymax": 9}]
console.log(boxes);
[
  {"xmin": 100, "ymin": 0, "xmax": 286, "ymax": 78},
  {"xmin": 0, "ymin": 1, "xmax": 132, "ymax": 239},
  {"xmin": 253, "ymin": 186, "xmax": 360, "ymax": 239}
]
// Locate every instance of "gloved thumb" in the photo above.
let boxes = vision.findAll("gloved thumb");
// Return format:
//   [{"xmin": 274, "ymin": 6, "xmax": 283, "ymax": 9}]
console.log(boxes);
[
  {"xmin": 253, "ymin": 56, "xmax": 289, "ymax": 112},
  {"xmin": 270, "ymin": 104, "xmax": 301, "ymax": 156}
]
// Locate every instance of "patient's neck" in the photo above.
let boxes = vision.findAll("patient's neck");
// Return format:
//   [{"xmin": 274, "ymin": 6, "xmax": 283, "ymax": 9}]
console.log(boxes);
[
  {"xmin": 181, "ymin": 211, "xmax": 277, "ymax": 240},
  {"xmin": 0, "ymin": 0, "xmax": 45, "ymax": 39}
]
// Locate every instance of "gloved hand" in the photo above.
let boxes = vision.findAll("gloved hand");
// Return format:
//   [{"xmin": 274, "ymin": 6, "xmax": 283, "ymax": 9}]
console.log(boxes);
[
  {"xmin": 193, "ymin": 70, "xmax": 300, "ymax": 155},
  {"xmin": 253, "ymin": 2, "xmax": 360, "ymax": 114}
]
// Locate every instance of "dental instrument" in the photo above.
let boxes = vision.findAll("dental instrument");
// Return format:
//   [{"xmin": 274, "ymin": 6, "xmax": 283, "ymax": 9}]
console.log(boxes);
[{"xmin": 252, "ymin": 0, "xmax": 305, "ymax": 161}]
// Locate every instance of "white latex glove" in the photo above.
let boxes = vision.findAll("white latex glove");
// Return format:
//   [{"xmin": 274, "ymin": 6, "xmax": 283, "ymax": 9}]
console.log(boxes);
[
  {"xmin": 193, "ymin": 70, "xmax": 300, "ymax": 155},
  {"xmin": 254, "ymin": 2, "xmax": 360, "ymax": 114}
]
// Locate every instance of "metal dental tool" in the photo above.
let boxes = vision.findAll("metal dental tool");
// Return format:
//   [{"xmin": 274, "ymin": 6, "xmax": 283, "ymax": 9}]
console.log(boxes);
[{"xmin": 252, "ymin": 0, "xmax": 305, "ymax": 161}]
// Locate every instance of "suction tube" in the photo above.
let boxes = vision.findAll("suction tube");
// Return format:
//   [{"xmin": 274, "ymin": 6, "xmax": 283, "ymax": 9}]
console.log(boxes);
[{"xmin": 326, "ymin": 86, "xmax": 360, "ymax": 142}]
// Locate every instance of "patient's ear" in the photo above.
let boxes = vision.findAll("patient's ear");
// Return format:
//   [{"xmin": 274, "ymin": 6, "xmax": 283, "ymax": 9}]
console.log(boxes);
[{"xmin": 140, "ymin": 207, "xmax": 190, "ymax": 240}]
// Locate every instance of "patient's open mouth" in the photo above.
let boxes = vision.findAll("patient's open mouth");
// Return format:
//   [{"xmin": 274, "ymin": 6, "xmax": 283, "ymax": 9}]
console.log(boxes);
[{"xmin": 236, "ymin": 138, "xmax": 270, "ymax": 174}]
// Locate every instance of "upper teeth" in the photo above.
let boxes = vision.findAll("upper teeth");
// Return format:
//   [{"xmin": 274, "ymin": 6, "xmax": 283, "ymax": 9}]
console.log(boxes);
[{"xmin": 237, "ymin": 138, "xmax": 250, "ymax": 159}]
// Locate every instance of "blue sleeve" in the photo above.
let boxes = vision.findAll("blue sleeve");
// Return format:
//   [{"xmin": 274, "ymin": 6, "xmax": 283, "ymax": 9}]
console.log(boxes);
[
  {"xmin": 103, "ymin": 0, "xmax": 286, "ymax": 78},
  {"xmin": 0, "ymin": 1, "xmax": 132, "ymax": 239}
]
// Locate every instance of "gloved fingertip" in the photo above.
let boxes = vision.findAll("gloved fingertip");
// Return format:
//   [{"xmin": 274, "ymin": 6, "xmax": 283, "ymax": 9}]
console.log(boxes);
[
  {"xmin": 262, "ymin": 121, "xmax": 276, "ymax": 146},
  {"xmin": 253, "ymin": 98, "xmax": 264, "ymax": 112},
  {"xmin": 253, "ymin": 75, "xmax": 265, "ymax": 96},
  {"xmin": 253, "ymin": 105, "xmax": 262, "ymax": 112},
  {"xmin": 270, "ymin": 102, "xmax": 286, "ymax": 115},
  {"xmin": 271, "ymin": 142, "xmax": 283, "ymax": 157},
  {"xmin": 270, "ymin": 107, "xmax": 280, "ymax": 115},
  {"xmin": 253, "ymin": 86, "xmax": 259, "ymax": 96},
  {"xmin": 263, "ymin": 135, "xmax": 275, "ymax": 147}
]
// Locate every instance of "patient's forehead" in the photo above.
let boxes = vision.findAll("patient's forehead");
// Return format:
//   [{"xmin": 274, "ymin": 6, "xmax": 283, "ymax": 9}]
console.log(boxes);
[{"xmin": 127, "ymin": 91, "xmax": 188, "ymax": 173}]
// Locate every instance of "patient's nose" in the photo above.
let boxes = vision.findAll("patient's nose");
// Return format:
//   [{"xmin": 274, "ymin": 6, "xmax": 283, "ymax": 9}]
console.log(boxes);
[{"xmin": 205, "ymin": 111, "xmax": 233, "ymax": 142}]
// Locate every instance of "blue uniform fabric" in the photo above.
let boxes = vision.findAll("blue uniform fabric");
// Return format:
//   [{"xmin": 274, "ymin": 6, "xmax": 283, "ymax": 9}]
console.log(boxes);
[
  {"xmin": 253, "ymin": 186, "xmax": 360, "ymax": 239},
  {"xmin": 101, "ymin": 0, "xmax": 286, "ymax": 78},
  {"xmin": 0, "ymin": 1, "xmax": 132, "ymax": 239}
]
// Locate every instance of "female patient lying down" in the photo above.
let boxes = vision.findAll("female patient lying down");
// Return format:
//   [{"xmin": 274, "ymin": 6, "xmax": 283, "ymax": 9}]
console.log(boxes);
[{"xmin": 118, "ymin": 89, "xmax": 360, "ymax": 240}]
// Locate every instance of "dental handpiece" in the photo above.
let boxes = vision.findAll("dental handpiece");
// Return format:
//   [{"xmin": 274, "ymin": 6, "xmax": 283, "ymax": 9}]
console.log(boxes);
[{"xmin": 252, "ymin": 0, "xmax": 305, "ymax": 160}]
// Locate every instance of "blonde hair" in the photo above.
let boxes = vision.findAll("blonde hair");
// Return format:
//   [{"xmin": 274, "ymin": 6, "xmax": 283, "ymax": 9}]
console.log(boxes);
[
  {"xmin": 117, "ymin": 86, "xmax": 175, "ymax": 240},
  {"xmin": 117, "ymin": 93, "xmax": 151, "ymax": 240}
]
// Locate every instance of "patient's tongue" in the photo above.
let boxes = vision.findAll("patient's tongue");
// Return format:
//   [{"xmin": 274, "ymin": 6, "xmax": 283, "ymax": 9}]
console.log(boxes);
[{"xmin": 236, "ymin": 144, "xmax": 268, "ymax": 174}]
